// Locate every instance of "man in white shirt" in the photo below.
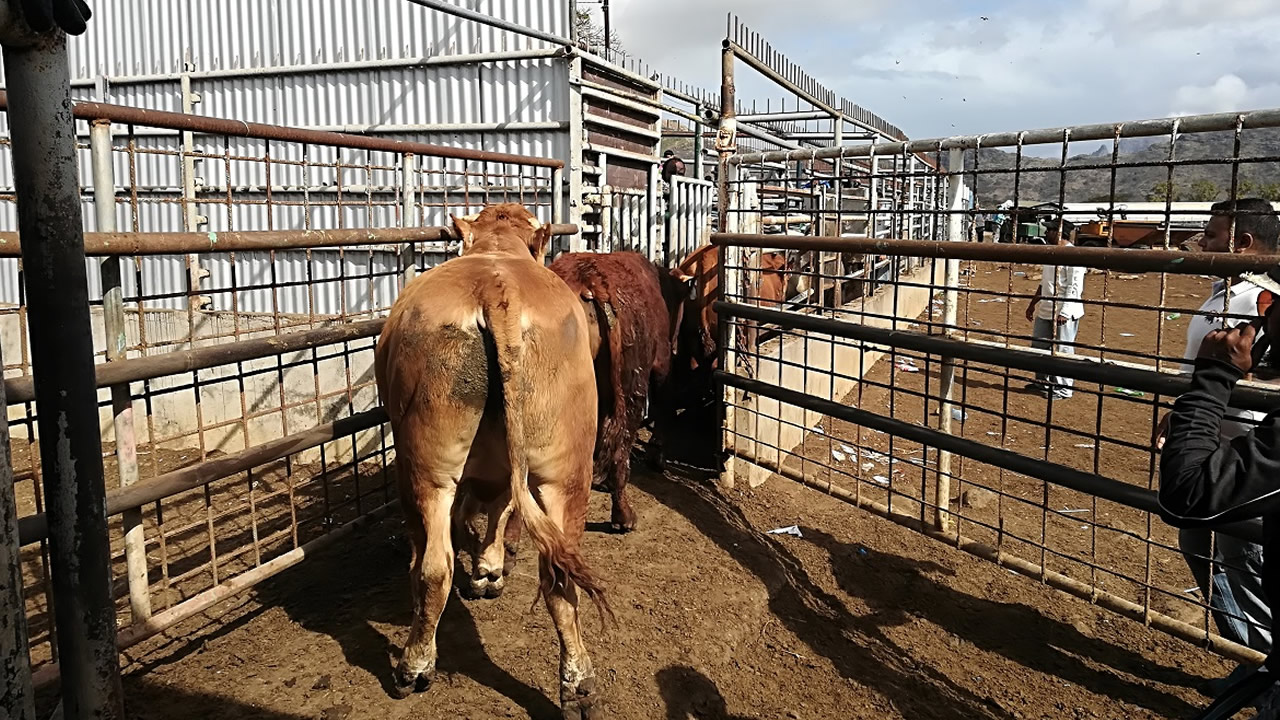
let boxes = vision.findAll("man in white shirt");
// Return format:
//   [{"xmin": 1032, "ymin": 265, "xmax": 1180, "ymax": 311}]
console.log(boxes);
[
  {"xmin": 1155, "ymin": 198, "xmax": 1279, "ymax": 695},
  {"xmin": 1024, "ymin": 220, "xmax": 1086, "ymax": 399}
]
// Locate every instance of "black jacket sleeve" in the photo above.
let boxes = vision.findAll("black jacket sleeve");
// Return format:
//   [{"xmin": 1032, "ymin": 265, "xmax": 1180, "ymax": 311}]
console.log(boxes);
[{"xmin": 1158, "ymin": 358, "xmax": 1280, "ymax": 527}]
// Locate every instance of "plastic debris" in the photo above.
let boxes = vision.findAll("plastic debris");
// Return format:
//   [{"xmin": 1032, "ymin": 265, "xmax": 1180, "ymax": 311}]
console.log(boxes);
[
  {"xmin": 1073, "ymin": 443, "xmax": 1095, "ymax": 449},
  {"xmin": 841, "ymin": 444, "xmax": 857, "ymax": 456},
  {"xmin": 862, "ymin": 462, "xmax": 875, "ymax": 472},
  {"xmin": 1113, "ymin": 387, "xmax": 1146, "ymax": 398},
  {"xmin": 894, "ymin": 358, "xmax": 921, "ymax": 373},
  {"xmin": 873, "ymin": 475, "xmax": 891, "ymax": 485},
  {"xmin": 856, "ymin": 547, "xmax": 869, "ymax": 556},
  {"xmin": 1167, "ymin": 313, "xmax": 1182, "ymax": 320},
  {"xmin": 1183, "ymin": 586, "xmax": 1200, "ymax": 594},
  {"xmin": 831, "ymin": 450, "xmax": 847, "ymax": 463},
  {"xmin": 951, "ymin": 408, "xmax": 967, "ymax": 421},
  {"xmin": 1060, "ymin": 508, "xmax": 1090, "ymax": 514},
  {"xmin": 1013, "ymin": 271, "xmax": 1026, "ymax": 277},
  {"xmin": 766, "ymin": 525, "xmax": 803, "ymax": 538},
  {"xmin": 1119, "ymin": 332, "xmax": 1136, "ymax": 337}
]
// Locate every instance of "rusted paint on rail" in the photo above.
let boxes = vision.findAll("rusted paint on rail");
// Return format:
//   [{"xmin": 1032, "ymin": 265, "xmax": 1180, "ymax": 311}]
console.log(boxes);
[{"xmin": 0, "ymin": 224, "xmax": 580, "ymax": 257}]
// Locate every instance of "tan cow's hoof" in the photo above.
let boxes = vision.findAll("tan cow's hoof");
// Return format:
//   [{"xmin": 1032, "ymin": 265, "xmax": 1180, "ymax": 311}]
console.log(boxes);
[
  {"xmin": 463, "ymin": 572, "xmax": 505, "ymax": 600},
  {"xmin": 561, "ymin": 676, "xmax": 601, "ymax": 720},
  {"xmin": 391, "ymin": 665, "xmax": 432, "ymax": 699}
]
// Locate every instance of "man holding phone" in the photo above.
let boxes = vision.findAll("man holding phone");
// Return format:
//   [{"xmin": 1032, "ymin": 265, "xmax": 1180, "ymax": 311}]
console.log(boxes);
[
  {"xmin": 1160, "ymin": 269, "xmax": 1280, "ymax": 715},
  {"xmin": 1155, "ymin": 200, "xmax": 1280, "ymax": 694}
]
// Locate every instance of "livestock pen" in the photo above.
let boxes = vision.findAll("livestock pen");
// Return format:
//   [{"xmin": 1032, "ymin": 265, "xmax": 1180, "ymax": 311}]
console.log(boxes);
[{"xmin": 2, "ymin": 5, "xmax": 1277, "ymax": 720}]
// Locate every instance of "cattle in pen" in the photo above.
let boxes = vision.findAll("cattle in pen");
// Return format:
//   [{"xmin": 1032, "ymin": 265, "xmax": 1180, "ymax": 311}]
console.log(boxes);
[{"xmin": 374, "ymin": 203, "xmax": 608, "ymax": 718}]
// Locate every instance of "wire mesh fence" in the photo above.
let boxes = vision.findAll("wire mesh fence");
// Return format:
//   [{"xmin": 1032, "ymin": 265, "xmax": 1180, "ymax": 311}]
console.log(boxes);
[
  {"xmin": 716, "ymin": 108, "xmax": 1280, "ymax": 666},
  {"xmin": 1, "ymin": 97, "xmax": 565, "ymax": 677}
]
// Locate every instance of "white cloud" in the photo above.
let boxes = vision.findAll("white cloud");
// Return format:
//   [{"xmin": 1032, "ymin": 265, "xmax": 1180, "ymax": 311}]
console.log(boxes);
[
  {"xmin": 1171, "ymin": 74, "xmax": 1280, "ymax": 115},
  {"xmin": 604, "ymin": 0, "xmax": 1280, "ymax": 141}
]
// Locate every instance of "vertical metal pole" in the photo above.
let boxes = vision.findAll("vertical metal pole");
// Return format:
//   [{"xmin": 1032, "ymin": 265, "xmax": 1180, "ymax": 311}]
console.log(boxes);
[
  {"xmin": 718, "ymin": 161, "xmax": 742, "ymax": 491},
  {"xmin": 399, "ymin": 153, "xmax": 418, "ymax": 285},
  {"xmin": 715, "ymin": 40, "xmax": 736, "ymax": 233},
  {"xmin": 1, "ymin": 331, "xmax": 33, "ymax": 720},
  {"xmin": 602, "ymin": 0, "xmax": 611, "ymax": 56},
  {"xmin": 935, "ymin": 148, "xmax": 965, "ymax": 534},
  {"xmin": 180, "ymin": 69, "xmax": 208, "ymax": 309},
  {"xmin": 2, "ymin": 30, "xmax": 126, "ymax": 720},
  {"xmin": 566, "ymin": 52, "xmax": 586, "ymax": 252},
  {"xmin": 91, "ymin": 121, "xmax": 151, "ymax": 626},
  {"xmin": 693, "ymin": 102, "xmax": 705, "ymax": 181},
  {"xmin": 551, "ymin": 166, "xmax": 565, "ymax": 225}
]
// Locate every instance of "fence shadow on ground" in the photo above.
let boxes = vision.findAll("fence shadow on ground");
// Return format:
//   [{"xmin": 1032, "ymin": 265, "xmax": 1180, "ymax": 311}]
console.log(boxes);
[
  {"xmin": 798, "ymin": 525, "xmax": 1205, "ymax": 715},
  {"xmin": 635, "ymin": 470, "xmax": 1208, "ymax": 719}
]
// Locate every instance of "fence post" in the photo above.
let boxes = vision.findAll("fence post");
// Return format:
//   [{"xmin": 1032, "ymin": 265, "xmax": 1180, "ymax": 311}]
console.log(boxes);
[
  {"xmin": 91, "ymin": 120, "xmax": 152, "ymax": 626},
  {"xmin": 0, "ymin": 328, "xmax": 33, "ymax": 719},
  {"xmin": 2, "ymin": 25, "xmax": 126, "ymax": 720},
  {"xmin": 718, "ymin": 162, "xmax": 742, "ymax": 490},
  {"xmin": 400, "ymin": 152, "xmax": 418, "ymax": 285},
  {"xmin": 935, "ymin": 148, "xmax": 966, "ymax": 534},
  {"xmin": 180, "ymin": 68, "xmax": 210, "ymax": 309},
  {"xmin": 566, "ymin": 52, "xmax": 587, "ymax": 253}
]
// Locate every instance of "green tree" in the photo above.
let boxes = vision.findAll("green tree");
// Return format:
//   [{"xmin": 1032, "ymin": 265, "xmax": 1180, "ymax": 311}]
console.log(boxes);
[
  {"xmin": 1185, "ymin": 180, "xmax": 1221, "ymax": 202},
  {"xmin": 1146, "ymin": 181, "xmax": 1178, "ymax": 202}
]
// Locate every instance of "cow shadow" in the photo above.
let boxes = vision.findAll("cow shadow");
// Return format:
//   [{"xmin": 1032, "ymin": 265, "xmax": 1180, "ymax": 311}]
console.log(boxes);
[
  {"xmin": 124, "ymin": 516, "xmax": 560, "ymax": 718},
  {"xmin": 632, "ymin": 470, "xmax": 1016, "ymax": 719},
  {"xmin": 267, "ymin": 527, "xmax": 562, "ymax": 717},
  {"xmin": 656, "ymin": 665, "xmax": 761, "ymax": 720},
  {"xmin": 798, "ymin": 525, "xmax": 1205, "ymax": 716}
]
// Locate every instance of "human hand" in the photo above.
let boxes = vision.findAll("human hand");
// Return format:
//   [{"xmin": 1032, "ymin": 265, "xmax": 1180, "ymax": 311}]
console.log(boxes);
[
  {"xmin": 1025, "ymin": 303, "xmax": 1036, "ymax": 322},
  {"xmin": 1197, "ymin": 320, "xmax": 1259, "ymax": 374},
  {"xmin": 1056, "ymin": 314, "xmax": 1069, "ymax": 326},
  {"xmin": 19, "ymin": 0, "xmax": 91, "ymax": 35},
  {"xmin": 1152, "ymin": 411, "xmax": 1170, "ymax": 451}
]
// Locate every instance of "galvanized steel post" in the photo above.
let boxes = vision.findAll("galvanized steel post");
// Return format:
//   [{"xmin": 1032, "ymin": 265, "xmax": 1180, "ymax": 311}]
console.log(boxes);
[
  {"xmin": 91, "ymin": 119, "xmax": 151, "ymax": 625},
  {"xmin": 180, "ymin": 68, "xmax": 209, "ymax": 309},
  {"xmin": 400, "ymin": 153, "xmax": 418, "ymax": 285},
  {"xmin": 934, "ymin": 148, "xmax": 965, "ymax": 534},
  {"xmin": 715, "ymin": 38, "xmax": 736, "ymax": 234},
  {"xmin": 566, "ymin": 51, "xmax": 587, "ymax": 252},
  {"xmin": 1, "ymin": 23, "xmax": 126, "ymax": 720},
  {"xmin": 0, "ymin": 332, "xmax": 33, "ymax": 719}
]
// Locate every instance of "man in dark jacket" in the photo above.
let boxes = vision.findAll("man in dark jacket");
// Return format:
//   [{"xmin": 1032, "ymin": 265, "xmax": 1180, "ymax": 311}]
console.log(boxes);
[{"xmin": 1160, "ymin": 279, "xmax": 1280, "ymax": 716}]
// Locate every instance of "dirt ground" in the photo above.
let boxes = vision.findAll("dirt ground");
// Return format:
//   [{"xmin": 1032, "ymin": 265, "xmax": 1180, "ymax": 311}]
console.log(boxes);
[{"xmin": 55, "ymin": 468, "xmax": 1232, "ymax": 720}]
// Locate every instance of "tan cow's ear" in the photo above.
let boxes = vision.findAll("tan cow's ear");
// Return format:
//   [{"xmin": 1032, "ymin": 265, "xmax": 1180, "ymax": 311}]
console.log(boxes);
[
  {"xmin": 530, "ymin": 225, "xmax": 553, "ymax": 262},
  {"xmin": 452, "ymin": 214, "xmax": 476, "ymax": 254}
]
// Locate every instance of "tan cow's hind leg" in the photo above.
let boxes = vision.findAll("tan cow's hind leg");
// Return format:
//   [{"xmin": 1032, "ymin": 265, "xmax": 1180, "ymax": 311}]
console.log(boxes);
[
  {"xmin": 394, "ymin": 483, "xmax": 457, "ymax": 698},
  {"xmin": 533, "ymin": 475, "xmax": 601, "ymax": 720},
  {"xmin": 465, "ymin": 492, "xmax": 514, "ymax": 599}
]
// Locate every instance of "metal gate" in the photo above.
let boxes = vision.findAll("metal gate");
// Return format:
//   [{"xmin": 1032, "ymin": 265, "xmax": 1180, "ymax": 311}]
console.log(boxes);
[{"xmin": 666, "ymin": 176, "xmax": 714, "ymax": 266}]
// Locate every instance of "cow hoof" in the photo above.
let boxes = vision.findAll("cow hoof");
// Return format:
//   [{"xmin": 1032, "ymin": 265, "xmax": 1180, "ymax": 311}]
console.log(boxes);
[
  {"xmin": 561, "ymin": 676, "xmax": 601, "ymax": 720},
  {"xmin": 609, "ymin": 520, "xmax": 635, "ymax": 534},
  {"xmin": 391, "ymin": 666, "xmax": 432, "ymax": 699},
  {"xmin": 464, "ymin": 573, "xmax": 504, "ymax": 600}
]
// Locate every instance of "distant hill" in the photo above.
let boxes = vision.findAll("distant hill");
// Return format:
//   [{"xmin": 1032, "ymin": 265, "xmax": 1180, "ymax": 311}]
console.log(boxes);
[{"xmin": 943, "ymin": 127, "xmax": 1280, "ymax": 208}]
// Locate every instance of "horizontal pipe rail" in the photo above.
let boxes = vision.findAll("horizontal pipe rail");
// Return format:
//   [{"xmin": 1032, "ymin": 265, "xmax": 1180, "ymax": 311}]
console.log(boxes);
[
  {"xmin": 715, "ymin": 301, "xmax": 1280, "ymax": 413},
  {"xmin": 0, "ymin": 224, "xmax": 578, "ymax": 257},
  {"xmin": 731, "ymin": 107, "xmax": 1280, "ymax": 165},
  {"xmin": 718, "ymin": 371, "xmax": 1264, "ymax": 544},
  {"xmin": 712, "ymin": 233, "xmax": 1280, "ymax": 276},
  {"xmin": 4, "ymin": 319, "xmax": 386, "ymax": 406},
  {"xmin": 18, "ymin": 407, "xmax": 389, "ymax": 546},
  {"xmin": 30, "ymin": 500, "xmax": 398, "ymax": 689},
  {"xmin": 734, "ymin": 447, "xmax": 1266, "ymax": 668},
  {"xmin": 0, "ymin": 91, "xmax": 565, "ymax": 169}
]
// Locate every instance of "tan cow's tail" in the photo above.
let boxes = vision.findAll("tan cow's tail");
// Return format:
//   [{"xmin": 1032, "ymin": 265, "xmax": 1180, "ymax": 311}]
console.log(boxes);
[{"xmin": 480, "ymin": 292, "xmax": 612, "ymax": 625}]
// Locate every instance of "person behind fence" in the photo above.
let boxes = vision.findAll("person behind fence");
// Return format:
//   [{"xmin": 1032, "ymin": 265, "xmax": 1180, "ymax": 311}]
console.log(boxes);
[
  {"xmin": 1024, "ymin": 219, "xmax": 1085, "ymax": 399},
  {"xmin": 661, "ymin": 149, "xmax": 686, "ymax": 185},
  {"xmin": 1159, "ymin": 268, "xmax": 1280, "ymax": 715},
  {"xmin": 1155, "ymin": 198, "xmax": 1280, "ymax": 694}
]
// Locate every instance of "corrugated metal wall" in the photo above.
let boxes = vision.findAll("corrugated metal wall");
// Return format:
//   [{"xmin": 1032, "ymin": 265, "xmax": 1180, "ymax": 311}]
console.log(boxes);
[{"xmin": 0, "ymin": 0, "xmax": 572, "ymax": 311}]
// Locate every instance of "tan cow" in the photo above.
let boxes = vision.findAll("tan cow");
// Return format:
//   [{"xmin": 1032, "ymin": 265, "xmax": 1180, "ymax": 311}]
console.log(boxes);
[{"xmin": 375, "ymin": 203, "xmax": 606, "ymax": 718}]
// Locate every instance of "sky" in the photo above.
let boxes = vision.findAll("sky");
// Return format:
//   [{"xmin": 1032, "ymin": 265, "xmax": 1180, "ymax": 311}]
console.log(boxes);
[{"xmin": 597, "ymin": 0, "xmax": 1280, "ymax": 144}]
